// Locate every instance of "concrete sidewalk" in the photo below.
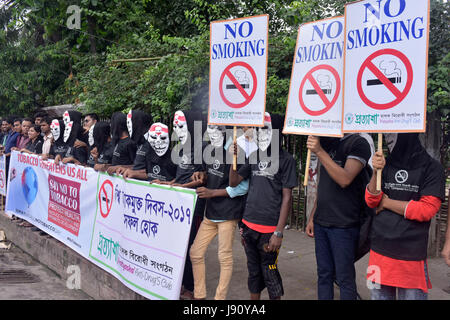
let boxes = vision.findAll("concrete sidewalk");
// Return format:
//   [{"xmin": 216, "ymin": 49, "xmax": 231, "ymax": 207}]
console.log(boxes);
[
  {"xmin": 205, "ymin": 227, "xmax": 450, "ymax": 300},
  {"xmin": 1, "ymin": 211, "xmax": 449, "ymax": 300}
]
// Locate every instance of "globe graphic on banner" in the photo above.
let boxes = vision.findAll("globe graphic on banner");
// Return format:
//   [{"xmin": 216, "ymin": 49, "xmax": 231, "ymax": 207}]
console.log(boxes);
[{"xmin": 21, "ymin": 167, "xmax": 38, "ymax": 206}]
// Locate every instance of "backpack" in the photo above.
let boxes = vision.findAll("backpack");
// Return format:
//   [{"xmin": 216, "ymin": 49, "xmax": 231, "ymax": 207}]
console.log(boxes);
[{"xmin": 341, "ymin": 134, "xmax": 375, "ymax": 262}]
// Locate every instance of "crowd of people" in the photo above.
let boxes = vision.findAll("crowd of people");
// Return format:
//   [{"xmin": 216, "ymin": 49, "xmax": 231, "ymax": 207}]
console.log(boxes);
[{"xmin": 0, "ymin": 108, "xmax": 448, "ymax": 301}]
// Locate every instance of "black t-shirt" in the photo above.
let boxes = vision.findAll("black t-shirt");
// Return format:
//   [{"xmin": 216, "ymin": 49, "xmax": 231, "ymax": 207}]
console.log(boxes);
[
  {"xmin": 238, "ymin": 148, "xmax": 298, "ymax": 227},
  {"xmin": 133, "ymin": 141, "xmax": 151, "ymax": 171},
  {"xmin": 97, "ymin": 142, "xmax": 114, "ymax": 165},
  {"xmin": 314, "ymin": 135, "xmax": 371, "ymax": 228},
  {"xmin": 25, "ymin": 139, "xmax": 43, "ymax": 154},
  {"xmin": 371, "ymin": 158, "xmax": 445, "ymax": 260},
  {"xmin": 203, "ymin": 146, "xmax": 246, "ymax": 221},
  {"xmin": 50, "ymin": 143, "xmax": 70, "ymax": 159},
  {"xmin": 146, "ymin": 148, "xmax": 177, "ymax": 182},
  {"xmin": 112, "ymin": 137, "xmax": 137, "ymax": 166},
  {"xmin": 174, "ymin": 143, "xmax": 207, "ymax": 185}
]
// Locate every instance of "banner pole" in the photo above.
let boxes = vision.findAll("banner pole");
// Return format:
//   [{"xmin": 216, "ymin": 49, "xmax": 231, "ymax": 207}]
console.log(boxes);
[
  {"xmin": 303, "ymin": 149, "xmax": 311, "ymax": 187},
  {"xmin": 233, "ymin": 126, "xmax": 237, "ymax": 171},
  {"xmin": 376, "ymin": 133, "xmax": 383, "ymax": 191}
]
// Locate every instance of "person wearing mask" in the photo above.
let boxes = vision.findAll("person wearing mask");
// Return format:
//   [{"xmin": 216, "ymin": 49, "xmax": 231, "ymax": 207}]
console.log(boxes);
[
  {"xmin": 122, "ymin": 122, "xmax": 177, "ymax": 183},
  {"xmin": 229, "ymin": 112, "xmax": 298, "ymax": 300},
  {"xmin": 74, "ymin": 113, "xmax": 99, "ymax": 150},
  {"xmin": 189, "ymin": 124, "xmax": 248, "ymax": 300},
  {"xmin": 160, "ymin": 109, "xmax": 206, "ymax": 299},
  {"xmin": 365, "ymin": 133, "xmax": 445, "ymax": 300},
  {"xmin": 60, "ymin": 111, "xmax": 88, "ymax": 165},
  {"xmin": 113, "ymin": 109, "xmax": 153, "ymax": 176},
  {"xmin": 46, "ymin": 119, "xmax": 66, "ymax": 163}
]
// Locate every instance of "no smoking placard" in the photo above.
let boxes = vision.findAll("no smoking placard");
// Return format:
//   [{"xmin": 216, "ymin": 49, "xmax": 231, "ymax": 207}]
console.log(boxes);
[
  {"xmin": 209, "ymin": 15, "xmax": 268, "ymax": 127},
  {"xmin": 284, "ymin": 16, "xmax": 345, "ymax": 137},
  {"xmin": 342, "ymin": 0, "xmax": 430, "ymax": 133}
]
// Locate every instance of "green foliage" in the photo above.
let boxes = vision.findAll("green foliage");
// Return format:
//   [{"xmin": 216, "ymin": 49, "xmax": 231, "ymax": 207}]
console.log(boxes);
[{"xmin": 0, "ymin": 0, "xmax": 448, "ymax": 132}]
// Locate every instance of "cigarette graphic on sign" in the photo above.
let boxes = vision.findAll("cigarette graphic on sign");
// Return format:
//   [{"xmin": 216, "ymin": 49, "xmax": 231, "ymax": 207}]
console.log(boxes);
[
  {"xmin": 306, "ymin": 74, "xmax": 332, "ymax": 95},
  {"xmin": 226, "ymin": 70, "xmax": 250, "ymax": 89},
  {"xmin": 367, "ymin": 60, "xmax": 402, "ymax": 86}
]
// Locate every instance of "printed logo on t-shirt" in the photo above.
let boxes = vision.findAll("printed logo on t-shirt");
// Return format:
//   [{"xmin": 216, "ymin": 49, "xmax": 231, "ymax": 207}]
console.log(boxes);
[
  {"xmin": 258, "ymin": 161, "xmax": 268, "ymax": 171},
  {"xmin": 395, "ymin": 170, "xmax": 408, "ymax": 184},
  {"xmin": 153, "ymin": 165, "xmax": 161, "ymax": 175},
  {"xmin": 213, "ymin": 159, "xmax": 221, "ymax": 170}
]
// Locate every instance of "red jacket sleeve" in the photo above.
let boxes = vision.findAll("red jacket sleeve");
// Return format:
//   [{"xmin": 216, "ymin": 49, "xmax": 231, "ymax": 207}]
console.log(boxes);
[
  {"xmin": 365, "ymin": 186, "xmax": 383, "ymax": 209},
  {"xmin": 404, "ymin": 195, "xmax": 442, "ymax": 222}
]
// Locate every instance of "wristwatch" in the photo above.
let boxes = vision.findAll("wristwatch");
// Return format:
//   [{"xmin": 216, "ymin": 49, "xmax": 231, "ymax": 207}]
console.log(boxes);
[{"xmin": 273, "ymin": 231, "xmax": 283, "ymax": 238}]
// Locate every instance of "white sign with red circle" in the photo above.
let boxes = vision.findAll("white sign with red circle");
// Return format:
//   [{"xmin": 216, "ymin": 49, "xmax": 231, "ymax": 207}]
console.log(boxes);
[
  {"xmin": 209, "ymin": 15, "xmax": 268, "ymax": 127},
  {"xmin": 284, "ymin": 16, "xmax": 344, "ymax": 137},
  {"xmin": 342, "ymin": 0, "xmax": 429, "ymax": 133}
]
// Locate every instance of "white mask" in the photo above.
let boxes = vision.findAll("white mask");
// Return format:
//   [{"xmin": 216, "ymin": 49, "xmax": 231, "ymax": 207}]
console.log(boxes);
[
  {"xmin": 257, "ymin": 113, "xmax": 272, "ymax": 152},
  {"xmin": 173, "ymin": 110, "xmax": 188, "ymax": 145},
  {"xmin": 384, "ymin": 133, "xmax": 398, "ymax": 153},
  {"xmin": 63, "ymin": 121, "xmax": 73, "ymax": 143},
  {"xmin": 207, "ymin": 125, "xmax": 225, "ymax": 148},
  {"xmin": 148, "ymin": 123, "xmax": 170, "ymax": 156},
  {"xmin": 50, "ymin": 120, "xmax": 61, "ymax": 141},
  {"xmin": 127, "ymin": 110, "xmax": 133, "ymax": 138},
  {"xmin": 88, "ymin": 123, "xmax": 95, "ymax": 146},
  {"xmin": 63, "ymin": 111, "xmax": 70, "ymax": 126}
]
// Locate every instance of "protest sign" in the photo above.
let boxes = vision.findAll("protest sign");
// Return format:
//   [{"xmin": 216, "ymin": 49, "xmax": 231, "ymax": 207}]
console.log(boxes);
[
  {"xmin": 209, "ymin": 14, "xmax": 269, "ymax": 127},
  {"xmin": 342, "ymin": 0, "xmax": 430, "ymax": 133},
  {"xmin": 5, "ymin": 151, "xmax": 197, "ymax": 300},
  {"xmin": 284, "ymin": 16, "xmax": 345, "ymax": 138}
]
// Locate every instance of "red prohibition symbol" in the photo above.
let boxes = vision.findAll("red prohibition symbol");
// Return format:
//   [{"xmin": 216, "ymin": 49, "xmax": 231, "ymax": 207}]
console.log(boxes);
[
  {"xmin": 219, "ymin": 61, "xmax": 257, "ymax": 109},
  {"xmin": 299, "ymin": 64, "xmax": 341, "ymax": 116},
  {"xmin": 0, "ymin": 170, "xmax": 4, "ymax": 189},
  {"xmin": 99, "ymin": 179, "xmax": 114, "ymax": 218},
  {"xmin": 357, "ymin": 48, "xmax": 413, "ymax": 110}
]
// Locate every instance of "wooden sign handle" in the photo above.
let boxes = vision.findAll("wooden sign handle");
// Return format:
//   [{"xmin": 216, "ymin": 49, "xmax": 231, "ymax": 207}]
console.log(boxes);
[
  {"xmin": 233, "ymin": 126, "xmax": 237, "ymax": 171},
  {"xmin": 376, "ymin": 133, "xmax": 383, "ymax": 191},
  {"xmin": 303, "ymin": 149, "xmax": 311, "ymax": 187}
]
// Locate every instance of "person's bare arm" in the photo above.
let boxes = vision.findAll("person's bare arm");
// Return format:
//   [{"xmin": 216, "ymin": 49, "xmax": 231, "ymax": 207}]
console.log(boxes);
[
  {"xmin": 307, "ymin": 136, "xmax": 364, "ymax": 188},
  {"xmin": 267, "ymin": 188, "xmax": 292, "ymax": 252}
]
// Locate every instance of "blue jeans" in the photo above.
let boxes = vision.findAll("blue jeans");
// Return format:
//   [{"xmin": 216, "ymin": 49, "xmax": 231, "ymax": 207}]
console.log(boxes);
[
  {"xmin": 370, "ymin": 285, "xmax": 428, "ymax": 300},
  {"xmin": 370, "ymin": 263, "xmax": 429, "ymax": 300},
  {"xmin": 314, "ymin": 223, "xmax": 359, "ymax": 300}
]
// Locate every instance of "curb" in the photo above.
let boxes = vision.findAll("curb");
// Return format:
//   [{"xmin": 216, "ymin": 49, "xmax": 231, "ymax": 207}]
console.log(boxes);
[{"xmin": 0, "ymin": 212, "xmax": 146, "ymax": 300}]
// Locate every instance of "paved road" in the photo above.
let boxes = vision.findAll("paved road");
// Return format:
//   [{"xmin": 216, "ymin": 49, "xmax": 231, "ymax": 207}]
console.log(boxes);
[{"xmin": 0, "ymin": 244, "xmax": 91, "ymax": 300}]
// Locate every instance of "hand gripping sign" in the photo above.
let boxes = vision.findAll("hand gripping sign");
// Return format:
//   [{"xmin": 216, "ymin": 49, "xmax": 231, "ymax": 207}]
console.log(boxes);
[
  {"xmin": 283, "ymin": 16, "xmax": 345, "ymax": 186},
  {"xmin": 209, "ymin": 14, "xmax": 269, "ymax": 127}
]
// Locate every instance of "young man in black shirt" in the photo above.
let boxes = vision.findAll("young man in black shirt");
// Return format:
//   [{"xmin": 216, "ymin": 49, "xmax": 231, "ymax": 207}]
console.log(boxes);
[
  {"xmin": 305, "ymin": 134, "xmax": 372, "ymax": 300},
  {"xmin": 189, "ymin": 125, "xmax": 248, "ymax": 300},
  {"xmin": 229, "ymin": 113, "xmax": 298, "ymax": 300}
]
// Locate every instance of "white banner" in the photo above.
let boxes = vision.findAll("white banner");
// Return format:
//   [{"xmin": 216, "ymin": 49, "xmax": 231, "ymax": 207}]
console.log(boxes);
[
  {"xmin": 5, "ymin": 151, "xmax": 197, "ymax": 300},
  {"xmin": 209, "ymin": 14, "xmax": 269, "ymax": 127},
  {"xmin": 342, "ymin": 0, "xmax": 430, "ymax": 133},
  {"xmin": 284, "ymin": 16, "xmax": 344, "ymax": 137},
  {"xmin": 0, "ymin": 154, "xmax": 6, "ymax": 196}
]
